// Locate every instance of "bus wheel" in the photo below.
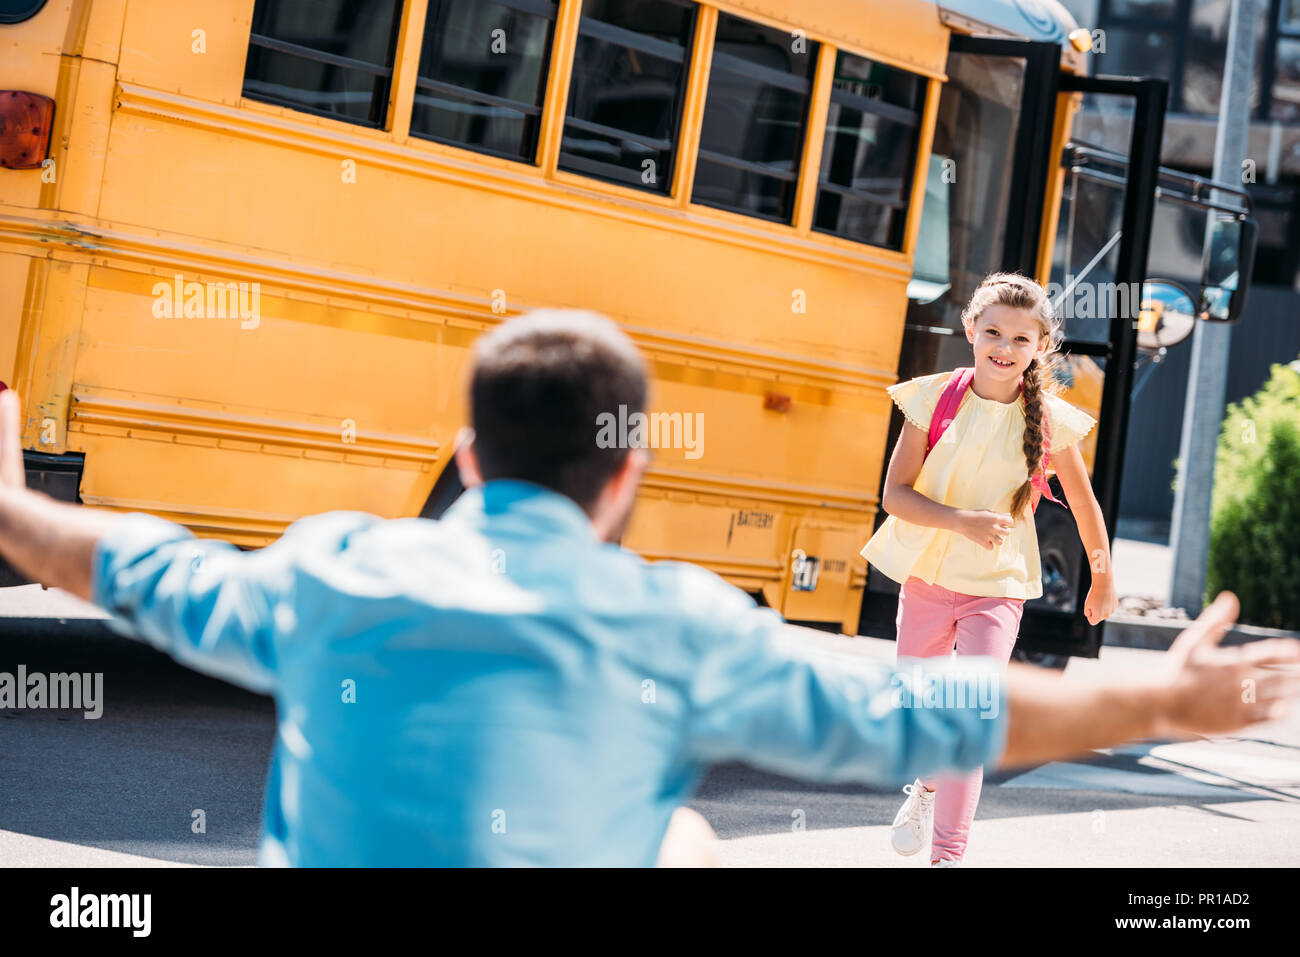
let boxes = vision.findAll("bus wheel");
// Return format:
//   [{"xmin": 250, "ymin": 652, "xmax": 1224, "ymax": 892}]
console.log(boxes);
[
  {"xmin": 1035, "ymin": 501, "xmax": 1081, "ymax": 613},
  {"xmin": 1040, "ymin": 547, "xmax": 1075, "ymax": 611}
]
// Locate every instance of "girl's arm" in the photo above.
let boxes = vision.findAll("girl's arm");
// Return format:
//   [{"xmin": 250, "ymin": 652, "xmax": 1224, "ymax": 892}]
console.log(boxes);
[
  {"xmin": 880, "ymin": 422, "xmax": 1014, "ymax": 550},
  {"xmin": 1052, "ymin": 443, "xmax": 1119, "ymax": 625}
]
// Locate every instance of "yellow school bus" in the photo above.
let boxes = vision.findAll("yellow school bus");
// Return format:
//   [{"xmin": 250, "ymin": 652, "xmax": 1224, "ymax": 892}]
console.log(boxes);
[{"xmin": 2, "ymin": 0, "xmax": 1240, "ymax": 652}]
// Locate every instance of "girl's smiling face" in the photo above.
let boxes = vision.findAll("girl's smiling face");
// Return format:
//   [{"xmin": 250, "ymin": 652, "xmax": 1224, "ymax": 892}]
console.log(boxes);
[{"xmin": 966, "ymin": 304, "xmax": 1048, "ymax": 384}]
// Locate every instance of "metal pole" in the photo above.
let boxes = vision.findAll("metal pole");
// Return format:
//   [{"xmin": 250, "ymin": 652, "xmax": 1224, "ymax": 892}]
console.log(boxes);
[{"xmin": 1169, "ymin": 0, "xmax": 1260, "ymax": 614}]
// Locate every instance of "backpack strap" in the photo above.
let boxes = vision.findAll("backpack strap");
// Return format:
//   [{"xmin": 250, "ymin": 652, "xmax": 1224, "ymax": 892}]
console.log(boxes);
[{"xmin": 925, "ymin": 367, "xmax": 974, "ymax": 458}]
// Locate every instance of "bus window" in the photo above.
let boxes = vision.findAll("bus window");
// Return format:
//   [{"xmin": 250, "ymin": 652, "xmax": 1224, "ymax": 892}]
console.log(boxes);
[
  {"xmin": 691, "ymin": 11, "xmax": 817, "ymax": 224},
  {"xmin": 909, "ymin": 152, "xmax": 953, "ymax": 303},
  {"xmin": 812, "ymin": 51, "xmax": 926, "ymax": 250},
  {"xmin": 411, "ymin": 0, "xmax": 559, "ymax": 163},
  {"xmin": 558, "ymin": 0, "xmax": 697, "ymax": 193},
  {"xmin": 901, "ymin": 52, "xmax": 1028, "ymax": 371},
  {"xmin": 243, "ymin": 0, "xmax": 403, "ymax": 129}
]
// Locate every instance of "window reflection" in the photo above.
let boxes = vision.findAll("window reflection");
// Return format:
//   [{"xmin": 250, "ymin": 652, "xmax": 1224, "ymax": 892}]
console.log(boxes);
[
  {"xmin": 410, "ymin": 0, "xmax": 558, "ymax": 162},
  {"xmin": 559, "ymin": 0, "xmax": 696, "ymax": 193},
  {"xmin": 812, "ymin": 51, "xmax": 925, "ymax": 249},
  {"xmin": 691, "ymin": 12, "xmax": 817, "ymax": 223},
  {"xmin": 904, "ymin": 52, "xmax": 1025, "ymax": 349},
  {"xmin": 244, "ymin": 0, "xmax": 402, "ymax": 128}
]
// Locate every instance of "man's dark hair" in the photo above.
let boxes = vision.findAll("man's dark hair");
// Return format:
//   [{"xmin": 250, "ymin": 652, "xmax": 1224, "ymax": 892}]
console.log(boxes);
[{"xmin": 469, "ymin": 310, "xmax": 648, "ymax": 512}]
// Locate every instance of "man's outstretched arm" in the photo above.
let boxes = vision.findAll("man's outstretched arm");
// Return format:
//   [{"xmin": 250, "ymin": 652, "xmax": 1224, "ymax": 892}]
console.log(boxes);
[
  {"xmin": 0, "ymin": 390, "xmax": 305, "ymax": 693},
  {"xmin": 0, "ymin": 391, "xmax": 119, "ymax": 598},
  {"xmin": 999, "ymin": 591, "xmax": 1300, "ymax": 768},
  {"xmin": 684, "ymin": 574, "xmax": 1300, "ymax": 787}
]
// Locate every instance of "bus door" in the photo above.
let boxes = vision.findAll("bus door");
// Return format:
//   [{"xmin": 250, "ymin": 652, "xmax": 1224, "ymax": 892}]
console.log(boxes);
[{"xmin": 1026, "ymin": 74, "xmax": 1168, "ymax": 658}]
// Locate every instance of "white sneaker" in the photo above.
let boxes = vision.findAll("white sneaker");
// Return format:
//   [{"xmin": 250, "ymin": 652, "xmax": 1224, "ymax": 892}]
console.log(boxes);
[
  {"xmin": 931, "ymin": 858, "xmax": 959, "ymax": 868},
  {"xmin": 890, "ymin": 779, "xmax": 935, "ymax": 856}
]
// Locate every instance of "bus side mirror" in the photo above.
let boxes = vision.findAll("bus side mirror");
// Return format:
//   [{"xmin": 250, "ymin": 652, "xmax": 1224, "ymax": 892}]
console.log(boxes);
[
  {"xmin": 1198, "ymin": 215, "xmax": 1256, "ymax": 323},
  {"xmin": 1137, "ymin": 279, "xmax": 1197, "ymax": 351}
]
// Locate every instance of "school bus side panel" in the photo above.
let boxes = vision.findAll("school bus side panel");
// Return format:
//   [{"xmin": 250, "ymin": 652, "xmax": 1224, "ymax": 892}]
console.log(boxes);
[{"xmin": 7, "ymin": 0, "xmax": 937, "ymax": 627}]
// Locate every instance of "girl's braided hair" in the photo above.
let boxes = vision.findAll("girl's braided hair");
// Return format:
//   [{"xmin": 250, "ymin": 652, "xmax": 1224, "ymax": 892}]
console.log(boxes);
[{"xmin": 959, "ymin": 273, "xmax": 1064, "ymax": 517}]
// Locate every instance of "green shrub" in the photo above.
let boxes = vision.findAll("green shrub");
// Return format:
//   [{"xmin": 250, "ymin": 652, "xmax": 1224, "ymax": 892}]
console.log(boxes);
[{"xmin": 1205, "ymin": 359, "xmax": 1300, "ymax": 629}]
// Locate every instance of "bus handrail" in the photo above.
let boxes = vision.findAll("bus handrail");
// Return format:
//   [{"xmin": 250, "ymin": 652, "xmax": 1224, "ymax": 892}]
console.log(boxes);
[{"xmin": 1063, "ymin": 141, "xmax": 1253, "ymax": 218}]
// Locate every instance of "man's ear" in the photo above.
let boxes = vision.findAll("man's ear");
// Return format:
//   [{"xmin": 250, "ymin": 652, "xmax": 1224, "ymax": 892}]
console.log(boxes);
[
  {"xmin": 602, "ymin": 446, "xmax": 647, "ymax": 508},
  {"xmin": 622, "ymin": 445, "xmax": 649, "ymax": 490},
  {"xmin": 589, "ymin": 446, "xmax": 648, "ymax": 543},
  {"xmin": 454, "ymin": 428, "xmax": 483, "ymax": 488}
]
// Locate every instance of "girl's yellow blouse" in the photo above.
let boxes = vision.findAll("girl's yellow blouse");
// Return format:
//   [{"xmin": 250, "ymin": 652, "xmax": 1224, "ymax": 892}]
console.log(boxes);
[{"xmin": 861, "ymin": 371, "xmax": 1098, "ymax": 600}]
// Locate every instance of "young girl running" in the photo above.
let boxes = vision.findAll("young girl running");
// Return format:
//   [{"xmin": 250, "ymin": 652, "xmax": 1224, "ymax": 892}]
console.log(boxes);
[{"xmin": 862, "ymin": 272, "xmax": 1119, "ymax": 867}]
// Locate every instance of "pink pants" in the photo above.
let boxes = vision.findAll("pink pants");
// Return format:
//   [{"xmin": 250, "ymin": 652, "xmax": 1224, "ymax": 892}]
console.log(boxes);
[{"xmin": 895, "ymin": 577, "xmax": 1023, "ymax": 863}]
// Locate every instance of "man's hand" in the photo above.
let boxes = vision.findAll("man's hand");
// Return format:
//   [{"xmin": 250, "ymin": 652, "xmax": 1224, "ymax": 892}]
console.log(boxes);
[
  {"xmin": 1155, "ymin": 591, "xmax": 1300, "ymax": 738},
  {"xmin": 0, "ymin": 390, "xmax": 121, "ymax": 599}
]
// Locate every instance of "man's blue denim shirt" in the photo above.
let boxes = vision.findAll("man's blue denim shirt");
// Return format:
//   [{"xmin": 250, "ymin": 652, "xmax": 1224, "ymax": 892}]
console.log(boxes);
[{"xmin": 93, "ymin": 479, "xmax": 1010, "ymax": 866}]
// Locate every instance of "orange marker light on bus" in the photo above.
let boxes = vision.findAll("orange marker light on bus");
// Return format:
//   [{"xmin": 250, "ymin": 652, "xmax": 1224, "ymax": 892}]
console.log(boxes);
[{"xmin": 0, "ymin": 92, "xmax": 55, "ymax": 170}]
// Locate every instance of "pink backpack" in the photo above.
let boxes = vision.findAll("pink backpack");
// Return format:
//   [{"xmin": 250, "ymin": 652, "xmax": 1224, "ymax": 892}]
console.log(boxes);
[{"xmin": 923, "ymin": 367, "xmax": 1063, "ymax": 512}]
